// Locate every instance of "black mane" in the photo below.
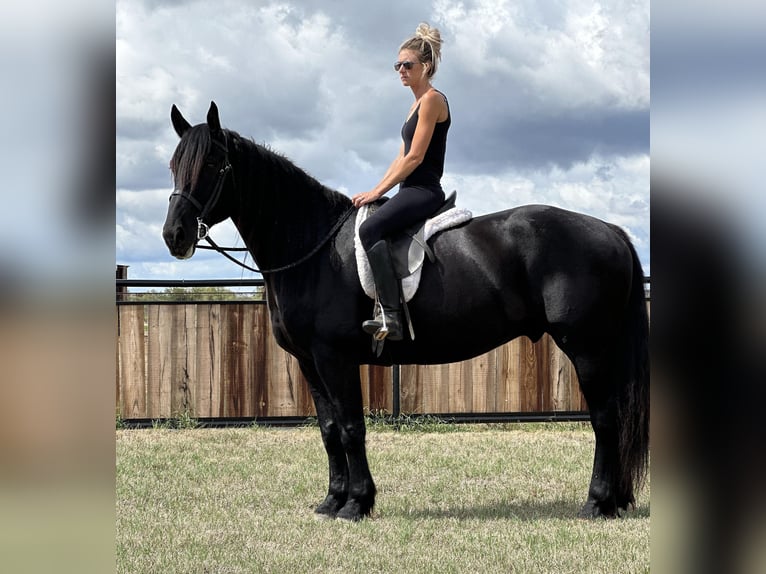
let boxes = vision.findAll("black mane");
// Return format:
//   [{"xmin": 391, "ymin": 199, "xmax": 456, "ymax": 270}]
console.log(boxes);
[
  {"xmin": 169, "ymin": 124, "xmax": 211, "ymax": 191},
  {"xmin": 230, "ymin": 131, "xmax": 350, "ymax": 215}
]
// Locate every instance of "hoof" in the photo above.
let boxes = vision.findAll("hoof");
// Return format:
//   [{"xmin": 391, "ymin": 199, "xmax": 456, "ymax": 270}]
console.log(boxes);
[
  {"xmin": 314, "ymin": 494, "xmax": 345, "ymax": 520},
  {"xmin": 617, "ymin": 493, "xmax": 636, "ymax": 513},
  {"xmin": 578, "ymin": 499, "xmax": 618, "ymax": 519},
  {"xmin": 336, "ymin": 499, "xmax": 371, "ymax": 522}
]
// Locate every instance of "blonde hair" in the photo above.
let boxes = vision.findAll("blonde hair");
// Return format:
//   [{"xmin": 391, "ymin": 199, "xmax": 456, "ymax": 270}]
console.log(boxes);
[{"xmin": 399, "ymin": 22, "xmax": 443, "ymax": 78}]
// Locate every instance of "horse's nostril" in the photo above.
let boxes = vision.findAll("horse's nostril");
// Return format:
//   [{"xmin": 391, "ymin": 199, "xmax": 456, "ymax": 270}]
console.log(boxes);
[{"xmin": 163, "ymin": 225, "xmax": 185, "ymax": 250}]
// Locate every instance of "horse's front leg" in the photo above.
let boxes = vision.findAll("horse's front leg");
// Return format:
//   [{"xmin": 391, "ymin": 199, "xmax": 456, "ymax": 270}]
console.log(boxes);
[
  {"xmin": 300, "ymin": 360, "xmax": 348, "ymax": 519},
  {"xmin": 312, "ymin": 350, "xmax": 376, "ymax": 521}
]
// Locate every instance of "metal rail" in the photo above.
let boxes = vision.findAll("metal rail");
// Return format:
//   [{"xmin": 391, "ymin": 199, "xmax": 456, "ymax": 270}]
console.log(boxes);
[{"xmin": 119, "ymin": 411, "xmax": 592, "ymax": 429}]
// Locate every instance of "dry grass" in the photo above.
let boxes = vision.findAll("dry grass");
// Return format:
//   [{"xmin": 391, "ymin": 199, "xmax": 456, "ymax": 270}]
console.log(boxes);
[{"xmin": 116, "ymin": 424, "xmax": 649, "ymax": 573}]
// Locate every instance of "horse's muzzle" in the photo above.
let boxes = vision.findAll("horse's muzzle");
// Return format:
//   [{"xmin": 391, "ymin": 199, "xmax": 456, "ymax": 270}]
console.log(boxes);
[{"xmin": 163, "ymin": 224, "xmax": 196, "ymax": 260}]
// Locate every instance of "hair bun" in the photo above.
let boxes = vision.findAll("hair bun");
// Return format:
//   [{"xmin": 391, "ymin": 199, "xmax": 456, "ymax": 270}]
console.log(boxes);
[{"xmin": 415, "ymin": 23, "xmax": 442, "ymax": 47}]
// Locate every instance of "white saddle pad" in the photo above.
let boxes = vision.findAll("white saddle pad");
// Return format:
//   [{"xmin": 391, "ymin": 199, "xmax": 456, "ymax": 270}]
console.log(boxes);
[{"xmin": 354, "ymin": 205, "xmax": 473, "ymax": 302}]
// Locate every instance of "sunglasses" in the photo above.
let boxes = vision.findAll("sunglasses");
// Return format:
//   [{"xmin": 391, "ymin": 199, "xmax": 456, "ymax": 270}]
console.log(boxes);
[{"xmin": 394, "ymin": 60, "xmax": 418, "ymax": 71}]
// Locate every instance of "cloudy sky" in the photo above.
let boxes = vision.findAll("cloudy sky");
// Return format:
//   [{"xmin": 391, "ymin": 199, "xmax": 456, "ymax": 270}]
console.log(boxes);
[{"xmin": 116, "ymin": 0, "xmax": 649, "ymax": 281}]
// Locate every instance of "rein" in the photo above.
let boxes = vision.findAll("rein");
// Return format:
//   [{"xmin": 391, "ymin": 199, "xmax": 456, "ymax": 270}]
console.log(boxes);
[{"xmin": 199, "ymin": 206, "xmax": 356, "ymax": 275}]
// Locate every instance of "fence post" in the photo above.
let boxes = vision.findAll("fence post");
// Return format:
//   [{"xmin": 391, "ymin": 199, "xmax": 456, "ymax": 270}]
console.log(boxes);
[{"xmin": 116, "ymin": 265, "xmax": 129, "ymax": 302}]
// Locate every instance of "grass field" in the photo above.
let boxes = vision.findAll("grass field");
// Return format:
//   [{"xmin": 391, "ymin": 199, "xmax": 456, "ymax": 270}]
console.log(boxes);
[{"xmin": 116, "ymin": 422, "xmax": 649, "ymax": 573}]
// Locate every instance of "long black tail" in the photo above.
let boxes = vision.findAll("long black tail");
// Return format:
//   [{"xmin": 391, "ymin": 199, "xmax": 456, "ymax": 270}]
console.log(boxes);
[{"xmin": 614, "ymin": 228, "xmax": 650, "ymax": 501}]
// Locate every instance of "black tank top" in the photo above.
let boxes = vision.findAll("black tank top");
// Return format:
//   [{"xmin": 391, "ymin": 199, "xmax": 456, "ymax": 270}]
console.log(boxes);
[{"xmin": 401, "ymin": 91, "xmax": 450, "ymax": 188}]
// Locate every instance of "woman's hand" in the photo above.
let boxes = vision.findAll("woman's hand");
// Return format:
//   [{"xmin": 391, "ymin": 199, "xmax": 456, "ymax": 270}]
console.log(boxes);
[{"xmin": 351, "ymin": 190, "xmax": 382, "ymax": 208}]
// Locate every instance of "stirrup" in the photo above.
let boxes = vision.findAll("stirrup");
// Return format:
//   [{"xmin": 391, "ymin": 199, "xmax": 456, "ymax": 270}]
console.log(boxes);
[
  {"xmin": 362, "ymin": 304, "xmax": 389, "ymax": 340},
  {"xmin": 362, "ymin": 301, "xmax": 401, "ymax": 341},
  {"xmin": 376, "ymin": 301, "xmax": 390, "ymax": 340}
]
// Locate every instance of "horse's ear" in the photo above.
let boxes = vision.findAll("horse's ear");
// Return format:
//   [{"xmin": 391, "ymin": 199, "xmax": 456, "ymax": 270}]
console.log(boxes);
[
  {"xmin": 206, "ymin": 101, "xmax": 221, "ymax": 133},
  {"xmin": 171, "ymin": 104, "xmax": 191, "ymax": 137}
]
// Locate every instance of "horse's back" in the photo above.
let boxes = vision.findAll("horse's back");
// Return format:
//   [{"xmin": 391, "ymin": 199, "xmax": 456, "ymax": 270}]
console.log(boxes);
[
  {"xmin": 405, "ymin": 204, "xmax": 636, "ymax": 355},
  {"xmin": 504, "ymin": 204, "xmax": 634, "ymax": 270},
  {"xmin": 433, "ymin": 204, "xmax": 633, "ymax": 280}
]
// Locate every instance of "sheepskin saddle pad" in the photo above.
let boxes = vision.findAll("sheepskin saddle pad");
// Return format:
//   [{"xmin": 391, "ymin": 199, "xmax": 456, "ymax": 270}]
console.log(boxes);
[{"xmin": 354, "ymin": 192, "xmax": 472, "ymax": 303}]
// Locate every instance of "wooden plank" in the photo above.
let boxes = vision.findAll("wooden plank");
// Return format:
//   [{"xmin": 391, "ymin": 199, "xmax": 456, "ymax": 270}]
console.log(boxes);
[
  {"xmin": 115, "ymin": 311, "xmax": 121, "ymax": 416},
  {"xmin": 146, "ymin": 305, "xmax": 174, "ymax": 418},
  {"xmin": 359, "ymin": 366, "xmax": 371, "ymax": 412},
  {"xmin": 371, "ymin": 365, "xmax": 392, "ymax": 413},
  {"xmin": 192, "ymin": 304, "xmax": 222, "ymax": 418},
  {"xmin": 418, "ymin": 365, "xmax": 437, "ymax": 413},
  {"xmin": 412, "ymin": 363, "xmax": 446, "ymax": 414},
  {"xmin": 399, "ymin": 364, "xmax": 421, "ymax": 414},
  {"xmin": 550, "ymin": 341, "xmax": 570, "ymax": 411},
  {"xmin": 219, "ymin": 305, "xmax": 257, "ymax": 417},
  {"xmin": 520, "ymin": 337, "xmax": 539, "ymax": 411},
  {"xmin": 117, "ymin": 306, "xmax": 146, "ymax": 418},
  {"xmin": 536, "ymin": 335, "xmax": 552, "ymax": 410},
  {"xmin": 413, "ymin": 365, "xmax": 431, "ymax": 414},
  {"xmin": 145, "ymin": 305, "xmax": 160, "ymax": 418},
  {"xmin": 191, "ymin": 305, "xmax": 209, "ymax": 418},
  {"xmin": 400, "ymin": 364, "xmax": 414, "ymax": 413},
  {"xmin": 448, "ymin": 360, "xmax": 470, "ymax": 413},
  {"xmin": 469, "ymin": 350, "xmax": 494, "ymax": 413},
  {"xmin": 262, "ymin": 306, "xmax": 288, "ymax": 417},
  {"xmin": 492, "ymin": 345, "xmax": 507, "ymax": 412},
  {"xmin": 210, "ymin": 304, "xmax": 224, "ymax": 417},
  {"xmin": 508, "ymin": 339, "xmax": 523, "ymax": 411},
  {"xmin": 437, "ymin": 363, "xmax": 452, "ymax": 413},
  {"xmin": 154, "ymin": 305, "xmax": 190, "ymax": 418},
  {"xmin": 171, "ymin": 305, "xmax": 196, "ymax": 416},
  {"xmin": 497, "ymin": 340, "xmax": 520, "ymax": 412}
]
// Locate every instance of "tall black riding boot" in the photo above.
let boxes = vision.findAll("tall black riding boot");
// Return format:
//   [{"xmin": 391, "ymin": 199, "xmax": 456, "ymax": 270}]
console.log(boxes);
[{"xmin": 362, "ymin": 240, "xmax": 403, "ymax": 341}]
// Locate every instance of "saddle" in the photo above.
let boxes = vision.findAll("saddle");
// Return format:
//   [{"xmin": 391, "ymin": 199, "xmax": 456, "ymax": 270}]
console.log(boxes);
[
  {"xmin": 389, "ymin": 191, "xmax": 457, "ymax": 279},
  {"xmin": 354, "ymin": 191, "xmax": 473, "ymax": 303}
]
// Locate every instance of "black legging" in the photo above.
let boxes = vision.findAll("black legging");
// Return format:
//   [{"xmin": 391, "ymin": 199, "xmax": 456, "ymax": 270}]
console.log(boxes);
[{"xmin": 359, "ymin": 184, "xmax": 445, "ymax": 251}]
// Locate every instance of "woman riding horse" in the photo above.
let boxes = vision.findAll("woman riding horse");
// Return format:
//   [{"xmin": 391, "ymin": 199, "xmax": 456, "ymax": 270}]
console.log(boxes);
[{"xmin": 352, "ymin": 23, "xmax": 450, "ymax": 342}]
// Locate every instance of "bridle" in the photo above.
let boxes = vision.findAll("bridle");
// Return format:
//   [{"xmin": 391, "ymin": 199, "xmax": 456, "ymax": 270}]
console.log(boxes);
[
  {"xmin": 168, "ymin": 131, "xmax": 355, "ymax": 275},
  {"xmin": 169, "ymin": 133, "xmax": 232, "ymax": 244}
]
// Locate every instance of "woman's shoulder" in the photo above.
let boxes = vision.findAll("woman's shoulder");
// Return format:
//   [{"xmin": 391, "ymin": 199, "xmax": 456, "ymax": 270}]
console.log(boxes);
[
  {"xmin": 420, "ymin": 89, "xmax": 449, "ymax": 110},
  {"xmin": 424, "ymin": 88, "xmax": 448, "ymax": 103},
  {"xmin": 421, "ymin": 89, "xmax": 449, "ymax": 121}
]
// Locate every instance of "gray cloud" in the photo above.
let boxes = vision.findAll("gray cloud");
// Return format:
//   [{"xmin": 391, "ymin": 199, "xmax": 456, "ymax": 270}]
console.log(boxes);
[{"xmin": 448, "ymin": 107, "xmax": 648, "ymax": 174}]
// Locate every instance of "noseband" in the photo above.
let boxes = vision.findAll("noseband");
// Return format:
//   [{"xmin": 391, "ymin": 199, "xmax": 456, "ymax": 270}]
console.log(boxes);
[{"xmin": 169, "ymin": 134, "xmax": 232, "ymax": 241}]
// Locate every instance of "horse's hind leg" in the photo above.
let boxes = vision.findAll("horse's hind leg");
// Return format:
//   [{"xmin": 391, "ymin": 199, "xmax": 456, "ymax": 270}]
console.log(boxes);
[
  {"xmin": 573, "ymin": 352, "xmax": 621, "ymax": 518},
  {"xmin": 300, "ymin": 361, "xmax": 349, "ymax": 519},
  {"xmin": 312, "ymin": 351, "xmax": 376, "ymax": 521}
]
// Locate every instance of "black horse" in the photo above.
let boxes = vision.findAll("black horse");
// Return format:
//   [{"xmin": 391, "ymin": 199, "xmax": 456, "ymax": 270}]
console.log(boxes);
[{"xmin": 163, "ymin": 102, "xmax": 649, "ymax": 521}]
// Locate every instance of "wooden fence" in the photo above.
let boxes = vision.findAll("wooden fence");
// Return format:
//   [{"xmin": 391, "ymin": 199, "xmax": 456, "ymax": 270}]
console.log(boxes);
[{"xmin": 116, "ymin": 302, "xmax": 589, "ymax": 420}]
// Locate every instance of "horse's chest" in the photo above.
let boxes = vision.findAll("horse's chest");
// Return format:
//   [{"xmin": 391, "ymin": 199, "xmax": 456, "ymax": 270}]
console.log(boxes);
[{"xmin": 266, "ymin": 293, "xmax": 311, "ymax": 353}]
